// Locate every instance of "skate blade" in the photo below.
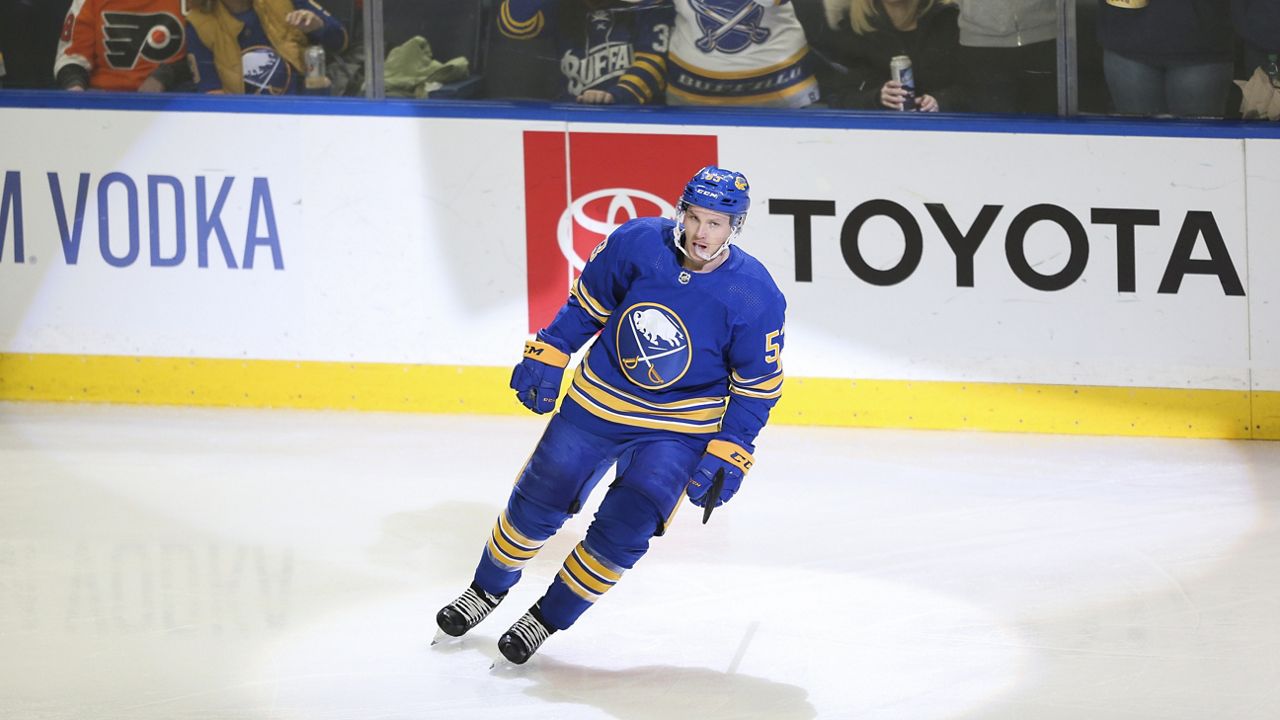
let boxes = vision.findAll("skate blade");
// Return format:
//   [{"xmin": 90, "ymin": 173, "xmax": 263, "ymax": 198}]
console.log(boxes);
[
  {"xmin": 431, "ymin": 629, "xmax": 460, "ymax": 647},
  {"xmin": 489, "ymin": 656, "xmax": 527, "ymax": 672}
]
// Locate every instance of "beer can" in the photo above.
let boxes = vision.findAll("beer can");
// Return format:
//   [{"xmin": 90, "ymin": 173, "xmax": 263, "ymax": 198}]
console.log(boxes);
[
  {"xmin": 304, "ymin": 45, "xmax": 328, "ymax": 90},
  {"xmin": 890, "ymin": 55, "xmax": 916, "ymax": 111}
]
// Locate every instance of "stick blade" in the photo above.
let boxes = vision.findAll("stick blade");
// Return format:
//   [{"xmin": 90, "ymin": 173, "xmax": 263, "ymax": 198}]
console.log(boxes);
[{"xmin": 701, "ymin": 468, "xmax": 725, "ymax": 525}]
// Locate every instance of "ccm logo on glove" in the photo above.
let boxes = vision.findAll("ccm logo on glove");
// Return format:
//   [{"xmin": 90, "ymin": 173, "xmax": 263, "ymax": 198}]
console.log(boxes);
[
  {"xmin": 707, "ymin": 439, "xmax": 753, "ymax": 472},
  {"xmin": 510, "ymin": 338, "xmax": 570, "ymax": 414},
  {"xmin": 523, "ymin": 340, "xmax": 569, "ymax": 366},
  {"xmin": 687, "ymin": 439, "xmax": 754, "ymax": 509}
]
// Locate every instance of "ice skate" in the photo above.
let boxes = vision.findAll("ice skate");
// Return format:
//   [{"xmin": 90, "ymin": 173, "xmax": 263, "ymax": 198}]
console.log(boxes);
[
  {"xmin": 496, "ymin": 603, "xmax": 557, "ymax": 665},
  {"xmin": 433, "ymin": 581, "xmax": 506, "ymax": 644}
]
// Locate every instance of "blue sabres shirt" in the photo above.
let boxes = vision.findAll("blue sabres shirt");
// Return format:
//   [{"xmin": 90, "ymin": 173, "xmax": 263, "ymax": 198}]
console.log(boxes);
[
  {"xmin": 186, "ymin": 0, "xmax": 347, "ymax": 95},
  {"xmin": 539, "ymin": 216, "xmax": 786, "ymax": 451}
]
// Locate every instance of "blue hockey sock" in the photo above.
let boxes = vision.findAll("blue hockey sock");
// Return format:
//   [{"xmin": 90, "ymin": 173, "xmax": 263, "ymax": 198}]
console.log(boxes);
[
  {"xmin": 538, "ymin": 541, "xmax": 625, "ymax": 630},
  {"xmin": 472, "ymin": 508, "xmax": 549, "ymax": 596}
]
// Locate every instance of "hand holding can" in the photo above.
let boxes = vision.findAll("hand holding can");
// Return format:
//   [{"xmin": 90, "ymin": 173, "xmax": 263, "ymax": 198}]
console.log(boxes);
[
  {"xmin": 304, "ymin": 45, "xmax": 330, "ymax": 92},
  {"xmin": 890, "ymin": 55, "xmax": 916, "ymax": 112}
]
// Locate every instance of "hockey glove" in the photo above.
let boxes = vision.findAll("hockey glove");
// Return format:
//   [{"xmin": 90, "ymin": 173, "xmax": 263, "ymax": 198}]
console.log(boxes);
[
  {"xmin": 510, "ymin": 338, "xmax": 570, "ymax": 414},
  {"xmin": 686, "ymin": 439, "xmax": 754, "ymax": 508}
]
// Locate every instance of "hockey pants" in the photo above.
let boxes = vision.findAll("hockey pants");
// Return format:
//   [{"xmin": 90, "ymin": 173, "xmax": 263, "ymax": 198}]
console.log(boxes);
[{"xmin": 472, "ymin": 412, "xmax": 702, "ymax": 630}]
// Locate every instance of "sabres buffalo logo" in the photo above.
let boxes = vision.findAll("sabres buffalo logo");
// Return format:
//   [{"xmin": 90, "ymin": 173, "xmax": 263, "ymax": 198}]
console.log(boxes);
[
  {"xmin": 616, "ymin": 303, "xmax": 691, "ymax": 389},
  {"xmin": 687, "ymin": 0, "xmax": 771, "ymax": 54},
  {"xmin": 241, "ymin": 46, "xmax": 294, "ymax": 95}
]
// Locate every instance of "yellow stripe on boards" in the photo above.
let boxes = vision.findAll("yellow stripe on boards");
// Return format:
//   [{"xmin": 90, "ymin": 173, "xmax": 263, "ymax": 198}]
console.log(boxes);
[
  {"xmin": 0, "ymin": 353, "xmax": 523, "ymax": 414},
  {"xmin": 1, "ymin": 354, "xmax": 1276, "ymax": 439},
  {"xmin": 774, "ymin": 376, "xmax": 1259, "ymax": 440},
  {"xmin": 1253, "ymin": 391, "xmax": 1280, "ymax": 441}
]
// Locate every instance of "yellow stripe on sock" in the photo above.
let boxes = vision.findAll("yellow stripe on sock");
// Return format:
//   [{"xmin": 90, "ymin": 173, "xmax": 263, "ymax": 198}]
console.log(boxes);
[
  {"xmin": 487, "ymin": 536, "xmax": 525, "ymax": 568},
  {"xmin": 498, "ymin": 511, "xmax": 540, "ymax": 549},
  {"xmin": 557, "ymin": 568, "xmax": 600, "ymax": 602},
  {"xmin": 572, "ymin": 544, "xmax": 622, "ymax": 582},
  {"xmin": 491, "ymin": 527, "xmax": 538, "ymax": 562},
  {"xmin": 564, "ymin": 553, "xmax": 613, "ymax": 594}
]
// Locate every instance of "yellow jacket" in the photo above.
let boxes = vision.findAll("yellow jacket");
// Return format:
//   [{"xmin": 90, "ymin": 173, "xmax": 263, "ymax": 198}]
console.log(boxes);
[{"xmin": 186, "ymin": 0, "xmax": 307, "ymax": 93}]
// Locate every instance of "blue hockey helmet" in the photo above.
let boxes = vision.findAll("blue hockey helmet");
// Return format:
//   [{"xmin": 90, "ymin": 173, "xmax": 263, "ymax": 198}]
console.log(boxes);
[
  {"xmin": 679, "ymin": 166, "xmax": 750, "ymax": 223},
  {"xmin": 674, "ymin": 166, "xmax": 751, "ymax": 263}
]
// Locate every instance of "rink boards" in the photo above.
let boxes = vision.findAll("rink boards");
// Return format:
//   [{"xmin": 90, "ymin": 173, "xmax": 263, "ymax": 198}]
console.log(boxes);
[{"xmin": 0, "ymin": 97, "xmax": 1278, "ymax": 438}]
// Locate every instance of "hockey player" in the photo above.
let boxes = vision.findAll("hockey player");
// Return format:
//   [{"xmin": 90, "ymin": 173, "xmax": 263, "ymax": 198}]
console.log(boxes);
[{"xmin": 435, "ymin": 166, "xmax": 786, "ymax": 665}]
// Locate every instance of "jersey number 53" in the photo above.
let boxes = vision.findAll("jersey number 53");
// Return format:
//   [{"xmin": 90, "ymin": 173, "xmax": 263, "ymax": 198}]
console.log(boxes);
[{"xmin": 764, "ymin": 328, "xmax": 784, "ymax": 365}]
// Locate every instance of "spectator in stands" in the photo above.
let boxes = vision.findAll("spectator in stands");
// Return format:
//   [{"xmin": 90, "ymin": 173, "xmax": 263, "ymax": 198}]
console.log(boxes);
[
  {"xmin": 1096, "ymin": 0, "xmax": 1234, "ymax": 118},
  {"xmin": 661, "ymin": 0, "xmax": 820, "ymax": 107},
  {"xmin": 814, "ymin": 0, "xmax": 961, "ymax": 111},
  {"xmin": 54, "ymin": 0, "xmax": 192, "ymax": 91},
  {"xmin": 953, "ymin": 0, "xmax": 1057, "ymax": 114},
  {"xmin": 1, "ymin": 0, "xmax": 75, "ymax": 89},
  {"xmin": 1232, "ymin": 0, "xmax": 1279, "ymax": 80},
  {"xmin": 185, "ymin": 0, "xmax": 347, "ymax": 95},
  {"xmin": 497, "ymin": 0, "xmax": 673, "ymax": 104}
]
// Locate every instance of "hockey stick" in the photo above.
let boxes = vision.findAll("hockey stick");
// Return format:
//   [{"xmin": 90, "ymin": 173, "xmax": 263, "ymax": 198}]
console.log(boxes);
[{"xmin": 701, "ymin": 468, "xmax": 725, "ymax": 524}]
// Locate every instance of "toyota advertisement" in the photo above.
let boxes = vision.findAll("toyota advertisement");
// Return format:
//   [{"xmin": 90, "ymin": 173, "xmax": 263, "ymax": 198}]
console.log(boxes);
[{"xmin": 1, "ymin": 105, "xmax": 1277, "ymax": 432}]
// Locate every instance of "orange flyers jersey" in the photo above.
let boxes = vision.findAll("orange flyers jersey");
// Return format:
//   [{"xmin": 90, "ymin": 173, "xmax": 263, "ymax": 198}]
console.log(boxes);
[{"xmin": 55, "ymin": 0, "xmax": 188, "ymax": 90}]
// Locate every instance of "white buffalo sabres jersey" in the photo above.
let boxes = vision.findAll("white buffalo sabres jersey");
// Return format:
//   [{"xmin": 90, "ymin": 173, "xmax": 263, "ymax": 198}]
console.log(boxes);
[
  {"xmin": 539, "ymin": 217, "xmax": 786, "ymax": 452},
  {"xmin": 667, "ymin": 0, "xmax": 818, "ymax": 107}
]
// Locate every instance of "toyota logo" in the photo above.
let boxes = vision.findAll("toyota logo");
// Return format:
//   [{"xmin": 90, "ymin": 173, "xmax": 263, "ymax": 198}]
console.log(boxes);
[{"xmin": 556, "ymin": 188, "xmax": 676, "ymax": 271}]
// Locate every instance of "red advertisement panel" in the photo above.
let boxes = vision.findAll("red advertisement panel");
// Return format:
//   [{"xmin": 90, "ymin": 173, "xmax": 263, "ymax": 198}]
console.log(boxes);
[{"xmin": 522, "ymin": 132, "xmax": 718, "ymax": 332}]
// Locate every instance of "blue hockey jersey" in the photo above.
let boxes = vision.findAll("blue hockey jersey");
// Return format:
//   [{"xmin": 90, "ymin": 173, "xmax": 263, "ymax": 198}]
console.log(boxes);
[
  {"xmin": 539, "ymin": 216, "xmax": 786, "ymax": 452},
  {"xmin": 499, "ymin": 0, "xmax": 672, "ymax": 104}
]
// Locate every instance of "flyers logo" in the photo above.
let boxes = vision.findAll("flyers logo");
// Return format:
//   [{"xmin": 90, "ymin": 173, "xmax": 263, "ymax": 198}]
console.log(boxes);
[{"xmin": 102, "ymin": 12, "xmax": 185, "ymax": 69}]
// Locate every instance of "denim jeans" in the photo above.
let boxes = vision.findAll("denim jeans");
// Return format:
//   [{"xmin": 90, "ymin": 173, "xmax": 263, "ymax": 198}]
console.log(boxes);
[{"xmin": 1103, "ymin": 49, "xmax": 1232, "ymax": 117}]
